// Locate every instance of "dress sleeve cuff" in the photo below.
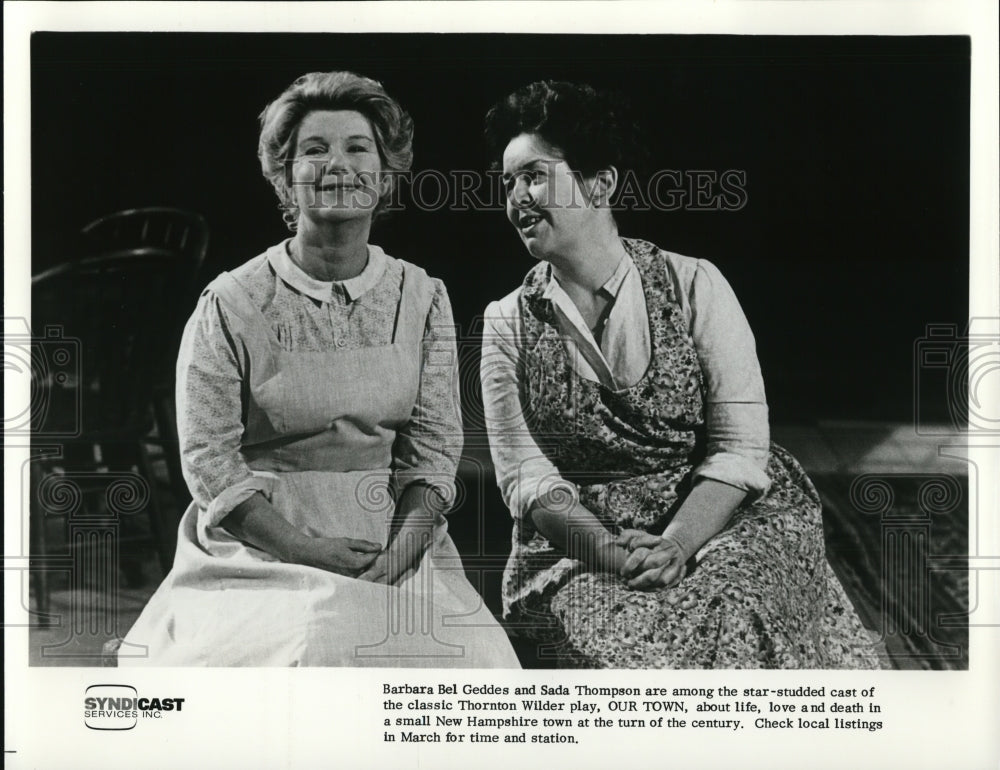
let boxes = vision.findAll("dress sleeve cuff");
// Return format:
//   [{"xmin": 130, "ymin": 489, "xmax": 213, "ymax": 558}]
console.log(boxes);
[
  {"xmin": 200, "ymin": 472, "xmax": 278, "ymax": 529},
  {"xmin": 692, "ymin": 453, "xmax": 771, "ymax": 499},
  {"xmin": 393, "ymin": 474, "xmax": 458, "ymax": 512},
  {"xmin": 514, "ymin": 474, "xmax": 579, "ymax": 520}
]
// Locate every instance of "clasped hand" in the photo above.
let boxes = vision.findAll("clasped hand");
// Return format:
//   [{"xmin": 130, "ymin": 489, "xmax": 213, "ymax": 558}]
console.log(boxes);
[
  {"xmin": 299, "ymin": 536, "xmax": 383, "ymax": 579},
  {"xmin": 299, "ymin": 533, "xmax": 429, "ymax": 586},
  {"xmin": 615, "ymin": 529, "xmax": 688, "ymax": 591}
]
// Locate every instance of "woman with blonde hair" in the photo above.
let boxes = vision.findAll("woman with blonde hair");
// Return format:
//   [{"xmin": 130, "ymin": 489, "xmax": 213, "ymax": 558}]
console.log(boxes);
[{"xmin": 121, "ymin": 71, "xmax": 518, "ymax": 667}]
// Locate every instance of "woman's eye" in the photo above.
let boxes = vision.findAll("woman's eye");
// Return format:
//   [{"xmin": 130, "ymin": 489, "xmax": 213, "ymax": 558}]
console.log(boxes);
[
  {"xmin": 301, "ymin": 146, "xmax": 326, "ymax": 156},
  {"xmin": 509, "ymin": 170, "xmax": 542, "ymax": 187}
]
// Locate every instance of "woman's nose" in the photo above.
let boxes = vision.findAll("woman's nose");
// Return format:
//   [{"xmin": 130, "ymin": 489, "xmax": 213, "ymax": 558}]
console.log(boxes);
[
  {"xmin": 321, "ymin": 148, "xmax": 350, "ymax": 175},
  {"xmin": 509, "ymin": 177, "xmax": 533, "ymax": 207}
]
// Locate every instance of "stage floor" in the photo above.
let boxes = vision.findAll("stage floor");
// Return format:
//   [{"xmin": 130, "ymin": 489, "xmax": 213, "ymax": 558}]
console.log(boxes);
[{"xmin": 22, "ymin": 421, "xmax": 970, "ymax": 669}]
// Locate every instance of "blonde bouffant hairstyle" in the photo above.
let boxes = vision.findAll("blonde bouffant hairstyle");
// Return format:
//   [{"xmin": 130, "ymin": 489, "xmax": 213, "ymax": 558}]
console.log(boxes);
[{"xmin": 258, "ymin": 71, "xmax": 414, "ymax": 230}]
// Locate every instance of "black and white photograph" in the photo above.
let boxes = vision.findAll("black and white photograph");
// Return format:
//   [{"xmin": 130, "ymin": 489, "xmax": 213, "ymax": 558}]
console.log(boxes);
[{"xmin": 4, "ymin": 2, "xmax": 998, "ymax": 768}]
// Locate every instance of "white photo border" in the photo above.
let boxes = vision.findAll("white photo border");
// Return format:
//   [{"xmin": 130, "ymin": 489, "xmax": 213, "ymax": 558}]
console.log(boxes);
[{"xmin": 4, "ymin": 3, "xmax": 998, "ymax": 769}]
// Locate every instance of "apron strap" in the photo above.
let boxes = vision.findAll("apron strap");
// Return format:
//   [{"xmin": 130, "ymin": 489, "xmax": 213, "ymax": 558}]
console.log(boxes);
[
  {"xmin": 205, "ymin": 271, "xmax": 280, "ymax": 353},
  {"xmin": 393, "ymin": 262, "xmax": 437, "ymax": 345},
  {"xmin": 207, "ymin": 257, "xmax": 437, "ymax": 348}
]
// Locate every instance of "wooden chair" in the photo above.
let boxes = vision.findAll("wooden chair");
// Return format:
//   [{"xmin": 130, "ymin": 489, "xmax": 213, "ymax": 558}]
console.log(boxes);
[{"xmin": 30, "ymin": 208, "xmax": 208, "ymax": 629}]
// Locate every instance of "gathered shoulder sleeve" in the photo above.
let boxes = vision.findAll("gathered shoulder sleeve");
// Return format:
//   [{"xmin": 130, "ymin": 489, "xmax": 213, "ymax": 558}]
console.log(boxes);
[
  {"xmin": 481, "ymin": 295, "xmax": 578, "ymax": 520},
  {"xmin": 391, "ymin": 278, "xmax": 463, "ymax": 507},
  {"xmin": 176, "ymin": 288, "xmax": 275, "ymax": 528},
  {"xmin": 684, "ymin": 258, "xmax": 771, "ymax": 496}
]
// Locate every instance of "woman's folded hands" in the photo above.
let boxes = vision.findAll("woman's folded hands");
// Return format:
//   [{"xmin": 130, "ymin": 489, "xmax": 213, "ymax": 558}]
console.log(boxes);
[
  {"xmin": 223, "ymin": 485, "xmax": 446, "ymax": 585},
  {"xmin": 298, "ymin": 536, "xmax": 382, "ymax": 577},
  {"xmin": 224, "ymin": 492, "xmax": 381, "ymax": 577},
  {"xmin": 355, "ymin": 528, "xmax": 431, "ymax": 585},
  {"xmin": 356, "ymin": 481, "xmax": 446, "ymax": 585},
  {"xmin": 616, "ymin": 529, "xmax": 690, "ymax": 591},
  {"xmin": 615, "ymin": 479, "xmax": 748, "ymax": 590}
]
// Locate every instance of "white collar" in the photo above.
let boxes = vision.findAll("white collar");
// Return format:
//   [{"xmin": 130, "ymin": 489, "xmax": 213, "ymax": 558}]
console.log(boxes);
[{"xmin": 267, "ymin": 239, "xmax": 388, "ymax": 302}]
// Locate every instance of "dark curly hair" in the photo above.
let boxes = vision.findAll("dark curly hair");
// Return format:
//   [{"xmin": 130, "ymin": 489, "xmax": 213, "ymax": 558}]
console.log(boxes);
[
  {"xmin": 484, "ymin": 80, "xmax": 643, "ymax": 176},
  {"xmin": 258, "ymin": 71, "xmax": 414, "ymax": 230}
]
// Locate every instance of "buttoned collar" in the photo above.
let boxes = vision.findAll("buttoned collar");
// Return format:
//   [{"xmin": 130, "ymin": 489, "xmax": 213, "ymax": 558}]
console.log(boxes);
[{"xmin": 267, "ymin": 239, "xmax": 388, "ymax": 303}]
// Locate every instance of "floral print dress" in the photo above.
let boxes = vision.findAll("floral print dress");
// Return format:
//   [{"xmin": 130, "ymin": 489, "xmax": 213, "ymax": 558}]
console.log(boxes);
[{"xmin": 500, "ymin": 238, "xmax": 881, "ymax": 668}]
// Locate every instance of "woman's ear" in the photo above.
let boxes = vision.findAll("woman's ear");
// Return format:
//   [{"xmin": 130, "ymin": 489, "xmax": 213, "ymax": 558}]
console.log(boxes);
[{"xmin": 590, "ymin": 166, "xmax": 619, "ymax": 206}]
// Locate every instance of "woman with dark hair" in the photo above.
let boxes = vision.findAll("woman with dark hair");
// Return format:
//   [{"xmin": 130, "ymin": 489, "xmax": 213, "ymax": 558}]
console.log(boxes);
[
  {"xmin": 481, "ymin": 80, "xmax": 881, "ymax": 668},
  {"xmin": 120, "ymin": 71, "xmax": 518, "ymax": 667}
]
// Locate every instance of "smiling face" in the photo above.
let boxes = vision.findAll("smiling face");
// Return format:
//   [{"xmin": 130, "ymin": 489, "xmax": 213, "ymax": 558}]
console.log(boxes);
[
  {"xmin": 289, "ymin": 109, "xmax": 384, "ymax": 227},
  {"xmin": 501, "ymin": 132, "xmax": 602, "ymax": 263}
]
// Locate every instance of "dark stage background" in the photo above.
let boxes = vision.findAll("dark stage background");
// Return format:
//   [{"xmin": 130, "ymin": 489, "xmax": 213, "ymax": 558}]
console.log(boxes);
[{"xmin": 32, "ymin": 33, "xmax": 969, "ymax": 423}]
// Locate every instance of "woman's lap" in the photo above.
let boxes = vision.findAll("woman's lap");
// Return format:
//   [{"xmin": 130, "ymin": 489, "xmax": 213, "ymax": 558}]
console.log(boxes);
[{"xmin": 539, "ymin": 499, "xmax": 881, "ymax": 669}]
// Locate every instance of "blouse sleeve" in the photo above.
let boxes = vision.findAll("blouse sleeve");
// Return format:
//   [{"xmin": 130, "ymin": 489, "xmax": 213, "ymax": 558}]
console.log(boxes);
[
  {"xmin": 175, "ymin": 289, "xmax": 275, "ymax": 528},
  {"xmin": 481, "ymin": 299, "xmax": 579, "ymax": 520},
  {"xmin": 687, "ymin": 259, "xmax": 771, "ymax": 497},
  {"xmin": 391, "ymin": 279, "xmax": 463, "ymax": 508}
]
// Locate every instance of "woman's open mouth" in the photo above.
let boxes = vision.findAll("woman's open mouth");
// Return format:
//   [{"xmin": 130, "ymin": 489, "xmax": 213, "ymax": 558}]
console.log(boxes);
[{"xmin": 517, "ymin": 213, "xmax": 544, "ymax": 234}]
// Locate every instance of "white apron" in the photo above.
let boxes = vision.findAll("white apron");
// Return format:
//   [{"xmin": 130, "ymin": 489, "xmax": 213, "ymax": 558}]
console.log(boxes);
[{"xmin": 120, "ymin": 262, "xmax": 519, "ymax": 667}]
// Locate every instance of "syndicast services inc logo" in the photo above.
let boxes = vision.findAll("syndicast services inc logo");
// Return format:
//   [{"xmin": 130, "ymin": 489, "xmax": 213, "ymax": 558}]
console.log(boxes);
[{"xmin": 84, "ymin": 685, "xmax": 186, "ymax": 731}]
